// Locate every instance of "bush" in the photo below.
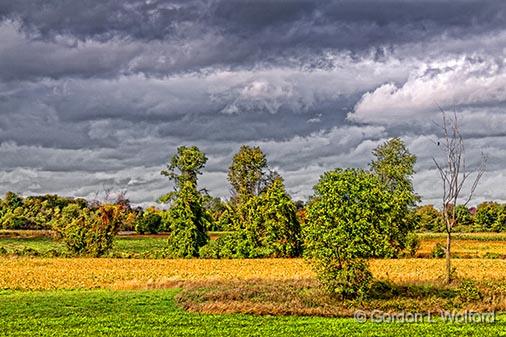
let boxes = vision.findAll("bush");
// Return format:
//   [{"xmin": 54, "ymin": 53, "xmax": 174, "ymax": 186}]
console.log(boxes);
[
  {"xmin": 314, "ymin": 258, "xmax": 372, "ymax": 299},
  {"xmin": 431, "ymin": 242, "xmax": 446, "ymax": 258},
  {"xmin": 199, "ymin": 230, "xmax": 258, "ymax": 258},
  {"xmin": 404, "ymin": 232, "xmax": 420, "ymax": 257},
  {"xmin": 456, "ymin": 280, "xmax": 482, "ymax": 302},
  {"xmin": 134, "ymin": 208, "xmax": 163, "ymax": 234},
  {"xmin": 52, "ymin": 203, "xmax": 124, "ymax": 256}
]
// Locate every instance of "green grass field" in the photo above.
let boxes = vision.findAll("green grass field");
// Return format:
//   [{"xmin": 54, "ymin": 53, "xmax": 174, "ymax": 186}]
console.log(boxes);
[
  {"xmin": 0, "ymin": 235, "xmax": 170, "ymax": 257},
  {"xmin": 0, "ymin": 289, "xmax": 504, "ymax": 337}
]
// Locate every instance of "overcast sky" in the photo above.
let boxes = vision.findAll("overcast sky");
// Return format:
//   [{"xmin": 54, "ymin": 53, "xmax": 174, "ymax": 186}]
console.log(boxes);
[{"xmin": 0, "ymin": 0, "xmax": 505, "ymax": 206}]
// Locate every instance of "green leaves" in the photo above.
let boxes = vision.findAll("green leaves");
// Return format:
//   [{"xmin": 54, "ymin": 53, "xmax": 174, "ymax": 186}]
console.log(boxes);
[
  {"xmin": 161, "ymin": 146, "xmax": 208, "ymax": 190},
  {"xmin": 370, "ymin": 137, "xmax": 417, "ymax": 197},
  {"xmin": 227, "ymin": 145, "xmax": 268, "ymax": 200},
  {"xmin": 304, "ymin": 168, "xmax": 412, "ymax": 298},
  {"xmin": 52, "ymin": 203, "xmax": 125, "ymax": 257},
  {"xmin": 200, "ymin": 177, "xmax": 301, "ymax": 258},
  {"xmin": 161, "ymin": 147, "xmax": 211, "ymax": 258}
]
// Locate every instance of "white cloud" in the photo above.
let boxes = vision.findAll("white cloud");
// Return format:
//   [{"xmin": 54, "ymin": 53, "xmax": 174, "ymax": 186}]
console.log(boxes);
[{"xmin": 348, "ymin": 55, "xmax": 506, "ymax": 124}]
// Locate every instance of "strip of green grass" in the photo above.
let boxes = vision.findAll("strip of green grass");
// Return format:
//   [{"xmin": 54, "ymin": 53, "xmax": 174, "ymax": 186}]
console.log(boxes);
[
  {"xmin": 0, "ymin": 236, "xmax": 170, "ymax": 257},
  {"xmin": 0, "ymin": 289, "xmax": 503, "ymax": 336},
  {"xmin": 1, "ymin": 232, "xmax": 506, "ymax": 258}
]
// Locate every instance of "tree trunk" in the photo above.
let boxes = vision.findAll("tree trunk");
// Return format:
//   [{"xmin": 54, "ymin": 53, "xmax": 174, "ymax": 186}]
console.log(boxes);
[{"xmin": 446, "ymin": 230, "xmax": 452, "ymax": 284}]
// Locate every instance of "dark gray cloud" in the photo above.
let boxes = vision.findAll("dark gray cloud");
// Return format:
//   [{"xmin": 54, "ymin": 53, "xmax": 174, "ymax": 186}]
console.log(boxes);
[
  {"xmin": 0, "ymin": 0, "xmax": 505, "ymax": 205},
  {"xmin": 2, "ymin": 1, "xmax": 506, "ymax": 80}
]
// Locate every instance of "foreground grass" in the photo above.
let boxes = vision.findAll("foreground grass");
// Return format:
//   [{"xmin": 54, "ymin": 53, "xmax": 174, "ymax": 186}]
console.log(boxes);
[{"xmin": 0, "ymin": 289, "xmax": 504, "ymax": 337}]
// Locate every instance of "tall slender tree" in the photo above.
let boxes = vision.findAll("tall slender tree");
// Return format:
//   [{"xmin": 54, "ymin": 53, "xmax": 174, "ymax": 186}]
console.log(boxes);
[
  {"xmin": 227, "ymin": 145, "xmax": 268, "ymax": 201},
  {"xmin": 370, "ymin": 138, "xmax": 419, "ymax": 248},
  {"xmin": 161, "ymin": 146, "xmax": 210, "ymax": 257},
  {"xmin": 370, "ymin": 137, "xmax": 417, "ymax": 195},
  {"xmin": 433, "ymin": 110, "xmax": 486, "ymax": 283}
]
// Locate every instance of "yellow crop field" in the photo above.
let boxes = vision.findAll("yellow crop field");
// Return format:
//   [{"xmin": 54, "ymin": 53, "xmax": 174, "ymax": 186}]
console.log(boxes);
[
  {"xmin": 1, "ymin": 257, "xmax": 505, "ymax": 290},
  {"xmin": 417, "ymin": 238, "xmax": 506, "ymax": 258}
]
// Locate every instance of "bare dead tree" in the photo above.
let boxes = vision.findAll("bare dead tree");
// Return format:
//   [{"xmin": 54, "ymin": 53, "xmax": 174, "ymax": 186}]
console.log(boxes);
[{"xmin": 433, "ymin": 109, "xmax": 486, "ymax": 284}]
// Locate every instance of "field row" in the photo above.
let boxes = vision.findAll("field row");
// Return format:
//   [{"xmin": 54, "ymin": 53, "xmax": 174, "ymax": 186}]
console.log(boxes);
[
  {"xmin": 1, "ymin": 232, "xmax": 506, "ymax": 259},
  {"xmin": 1, "ymin": 258, "xmax": 505, "ymax": 290}
]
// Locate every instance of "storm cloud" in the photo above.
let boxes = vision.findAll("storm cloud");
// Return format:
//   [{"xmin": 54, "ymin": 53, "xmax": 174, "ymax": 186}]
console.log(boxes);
[{"xmin": 0, "ymin": 0, "xmax": 505, "ymax": 206}]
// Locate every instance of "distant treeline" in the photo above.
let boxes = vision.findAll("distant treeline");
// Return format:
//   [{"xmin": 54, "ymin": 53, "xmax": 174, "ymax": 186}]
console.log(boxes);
[
  {"xmin": 415, "ymin": 203, "xmax": 506, "ymax": 233},
  {"xmin": 1, "ymin": 192, "xmax": 504, "ymax": 234}
]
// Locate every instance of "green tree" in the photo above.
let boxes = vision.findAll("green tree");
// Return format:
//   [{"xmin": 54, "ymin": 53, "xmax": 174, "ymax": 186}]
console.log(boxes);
[
  {"xmin": 495, "ymin": 204, "xmax": 506, "ymax": 232},
  {"xmin": 370, "ymin": 137, "xmax": 417, "ymax": 196},
  {"xmin": 415, "ymin": 205, "xmax": 444, "ymax": 232},
  {"xmin": 304, "ymin": 168, "xmax": 409, "ymax": 298},
  {"xmin": 247, "ymin": 178, "xmax": 301, "ymax": 257},
  {"xmin": 474, "ymin": 202, "xmax": 501, "ymax": 232},
  {"xmin": 202, "ymin": 196, "xmax": 228, "ymax": 231},
  {"xmin": 455, "ymin": 204, "xmax": 473, "ymax": 228},
  {"xmin": 370, "ymin": 138, "xmax": 418, "ymax": 245},
  {"xmin": 4, "ymin": 192, "xmax": 23, "ymax": 210},
  {"xmin": 166, "ymin": 181, "xmax": 211, "ymax": 257},
  {"xmin": 161, "ymin": 146, "xmax": 210, "ymax": 257},
  {"xmin": 227, "ymin": 145, "xmax": 268, "ymax": 201},
  {"xmin": 160, "ymin": 145, "xmax": 207, "ymax": 202},
  {"xmin": 134, "ymin": 208, "xmax": 163, "ymax": 234},
  {"xmin": 200, "ymin": 178, "xmax": 301, "ymax": 258}
]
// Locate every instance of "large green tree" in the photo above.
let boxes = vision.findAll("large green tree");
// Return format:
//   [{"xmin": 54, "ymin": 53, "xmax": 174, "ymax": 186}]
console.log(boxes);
[
  {"xmin": 304, "ymin": 168, "xmax": 410, "ymax": 298},
  {"xmin": 161, "ymin": 146, "xmax": 211, "ymax": 257},
  {"xmin": 200, "ymin": 147, "xmax": 301, "ymax": 258}
]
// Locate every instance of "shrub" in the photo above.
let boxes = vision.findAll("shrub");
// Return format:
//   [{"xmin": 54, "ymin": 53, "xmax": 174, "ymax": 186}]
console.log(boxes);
[
  {"xmin": 313, "ymin": 258, "xmax": 372, "ymax": 299},
  {"xmin": 199, "ymin": 230, "xmax": 257, "ymax": 258},
  {"xmin": 404, "ymin": 232, "xmax": 420, "ymax": 257},
  {"xmin": 134, "ymin": 208, "xmax": 163, "ymax": 234},
  {"xmin": 52, "ymin": 203, "xmax": 124, "ymax": 256},
  {"xmin": 456, "ymin": 280, "xmax": 482, "ymax": 302},
  {"xmin": 431, "ymin": 242, "xmax": 446, "ymax": 258}
]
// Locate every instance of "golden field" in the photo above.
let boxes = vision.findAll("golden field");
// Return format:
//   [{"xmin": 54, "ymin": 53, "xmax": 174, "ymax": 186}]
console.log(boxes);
[
  {"xmin": 1, "ymin": 257, "xmax": 505, "ymax": 290},
  {"xmin": 417, "ymin": 239, "xmax": 506, "ymax": 258}
]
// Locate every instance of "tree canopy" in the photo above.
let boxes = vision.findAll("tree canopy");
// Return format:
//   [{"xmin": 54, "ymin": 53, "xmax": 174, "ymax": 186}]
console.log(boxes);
[{"xmin": 227, "ymin": 145, "xmax": 268, "ymax": 201}]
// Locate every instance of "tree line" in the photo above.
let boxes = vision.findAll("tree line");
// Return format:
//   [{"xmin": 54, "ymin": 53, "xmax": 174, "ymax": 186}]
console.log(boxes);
[
  {"xmin": 0, "ymin": 137, "xmax": 502, "ymax": 297},
  {"xmin": 415, "ymin": 203, "xmax": 505, "ymax": 233}
]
